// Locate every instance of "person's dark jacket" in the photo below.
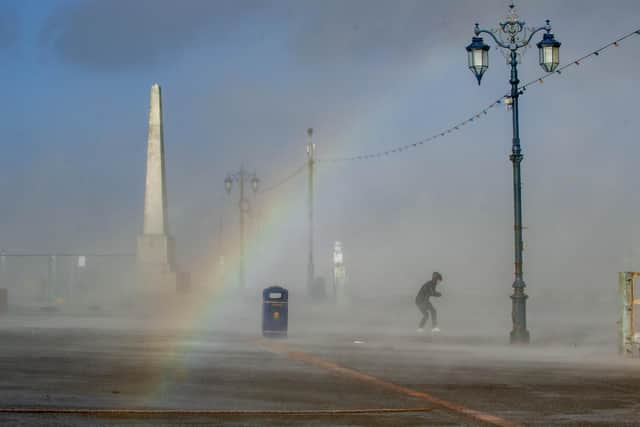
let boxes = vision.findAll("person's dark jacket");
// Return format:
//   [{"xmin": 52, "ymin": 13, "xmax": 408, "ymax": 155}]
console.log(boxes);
[{"xmin": 415, "ymin": 280, "xmax": 441, "ymax": 305}]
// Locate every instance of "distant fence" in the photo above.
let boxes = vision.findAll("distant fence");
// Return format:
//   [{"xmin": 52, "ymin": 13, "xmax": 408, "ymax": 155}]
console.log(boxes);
[{"xmin": 0, "ymin": 252, "xmax": 135, "ymax": 307}]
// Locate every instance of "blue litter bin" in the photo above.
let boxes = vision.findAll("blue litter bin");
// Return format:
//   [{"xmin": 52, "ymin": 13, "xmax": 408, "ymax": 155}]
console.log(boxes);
[{"xmin": 262, "ymin": 286, "xmax": 288, "ymax": 337}]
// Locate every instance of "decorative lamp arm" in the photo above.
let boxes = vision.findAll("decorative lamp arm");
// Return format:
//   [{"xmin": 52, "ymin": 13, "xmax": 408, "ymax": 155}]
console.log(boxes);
[
  {"xmin": 474, "ymin": 24, "xmax": 509, "ymax": 49},
  {"xmin": 475, "ymin": 21, "xmax": 552, "ymax": 51},
  {"xmin": 518, "ymin": 23, "xmax": 551, "ymax": 49}
]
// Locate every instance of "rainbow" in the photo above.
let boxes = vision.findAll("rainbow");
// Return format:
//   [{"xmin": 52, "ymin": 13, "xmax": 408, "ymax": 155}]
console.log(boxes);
[
  {"xmin": 136, "ymin": 166, "xmax": 308, "ymax": 404},
  {"xmin": 137, "ymin": 58, "xmax": 460, "ymax": 400}
]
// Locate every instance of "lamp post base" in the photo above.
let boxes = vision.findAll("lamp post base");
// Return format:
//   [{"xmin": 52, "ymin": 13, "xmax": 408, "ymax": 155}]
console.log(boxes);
[
  {"xmin": 510, "ymin": 328, "xmax": 530, "ymax": 344},
  {"xmin": 510, "ymin": 289, "xmax": 530, "ymax": 344}
]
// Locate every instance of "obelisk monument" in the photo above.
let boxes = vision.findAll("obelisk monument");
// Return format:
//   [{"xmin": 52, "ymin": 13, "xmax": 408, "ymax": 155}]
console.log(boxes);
[{"xmin": 137, "ymin": 83, "xmax": 177, "ymax": 293}]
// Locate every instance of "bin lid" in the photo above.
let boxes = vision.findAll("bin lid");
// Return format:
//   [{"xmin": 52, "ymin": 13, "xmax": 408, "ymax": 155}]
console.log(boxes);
[{"xmin": 263, "ymin": 286, "xmax": 288, "ymax": 301}]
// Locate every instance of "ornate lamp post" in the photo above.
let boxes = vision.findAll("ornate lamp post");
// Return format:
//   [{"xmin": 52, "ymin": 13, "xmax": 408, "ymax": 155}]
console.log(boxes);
[
  {"xmin": 466, "ymin": 4, "xmax": 561, "ymax": 344},
  {"xmin": 225, "ymin": 167, "xmax": 259, "ymax": 290}
]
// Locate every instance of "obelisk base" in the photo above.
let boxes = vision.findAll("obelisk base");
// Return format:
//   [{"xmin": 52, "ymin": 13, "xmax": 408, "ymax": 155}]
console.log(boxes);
[{"xmin": 136, "ymin": 234, "xmax": 177, "ymax": 294}]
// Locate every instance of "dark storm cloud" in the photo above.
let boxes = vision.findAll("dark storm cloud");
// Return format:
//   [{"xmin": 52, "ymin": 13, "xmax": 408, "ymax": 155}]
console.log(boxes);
[
  {"xmin": 40, "ymin": 0, "xmax": 493, "ymax": 70},
  {"xmin": 0, "ymin": 3, "xmax": 19, "ymax": 50},
  {"xmin": 282, "ymin": 0, "xmax": 640, "ymax": 66},
  {"xmin": 38, "ymin": 0, "xmax": 640, "ymax": 71},
  {"xmin": 285, "ymin": 0, "xmax": 481, "ymax": 65},
  {"xmin": 40, "ymin": 0, "xmax": 266, "ymax": 69}
]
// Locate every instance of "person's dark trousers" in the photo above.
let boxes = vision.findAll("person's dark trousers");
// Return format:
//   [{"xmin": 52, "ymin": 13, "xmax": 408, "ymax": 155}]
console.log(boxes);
[{"xmin": 417, "ymin": 300, "xmax": 437, "ymax": 328}]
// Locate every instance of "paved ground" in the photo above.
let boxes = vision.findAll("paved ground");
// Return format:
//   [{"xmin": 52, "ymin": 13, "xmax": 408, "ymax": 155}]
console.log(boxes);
[{"xmin": 0, "ymin": 308, "xmax": 638, "ymax": 426}]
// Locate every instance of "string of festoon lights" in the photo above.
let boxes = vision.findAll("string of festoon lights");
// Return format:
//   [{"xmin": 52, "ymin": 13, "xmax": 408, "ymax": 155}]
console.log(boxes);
[
  {"xmin": 520, "ymin": 28, "xmax": 640, "ymax": 91},
  {"xmin": 256, "ymin": 162, "xmax": 306, "ymax": 195},
  {"xmin": 317, "ymin": 97, "xmax": 503, "ymax": 164},
  {"xmin": 256, "ymin": 27, "xmax": 640, "ymax": 190}
]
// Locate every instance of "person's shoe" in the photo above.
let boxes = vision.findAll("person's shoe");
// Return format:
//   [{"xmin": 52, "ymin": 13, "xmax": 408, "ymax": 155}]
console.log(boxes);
[
  {"xmin": 416, "ymin": 328, "xmax": 425, "ymax": 333},
  {"xmin": 431, "ymin": 327, "xmax": 441, "ymax": 333}
]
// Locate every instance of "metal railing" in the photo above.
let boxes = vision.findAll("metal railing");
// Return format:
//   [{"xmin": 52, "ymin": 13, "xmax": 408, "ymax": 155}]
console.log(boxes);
[{"xmin": 0, "ymin": 252, "xmax": 135, "ymax": 307}]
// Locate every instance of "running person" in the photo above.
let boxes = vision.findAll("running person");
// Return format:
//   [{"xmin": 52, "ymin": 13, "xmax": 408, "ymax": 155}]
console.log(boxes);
[{"xmin": 415, "ymin": 272, "xmax": 443, "ymax": 332}]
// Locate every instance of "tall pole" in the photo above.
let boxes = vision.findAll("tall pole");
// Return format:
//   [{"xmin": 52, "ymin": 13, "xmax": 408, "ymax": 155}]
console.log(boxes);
[
  {"xmin": 0, "ymin": 250, "xmax": 5, "ymax": 288},
  {"xmin": 239, "ymin": 168, "xmax": 246, "ymax": 291},
  {"xmin": 47, "ymin": 255, "xmax": 56, "ymax": 304},
  {"xmin": 509, "ymin": 50, "xmax": 530, "ymax": 344},
  {"xmin": 306, "ymin": 128, "xmax": 315, "ymax": 294},
  {"xmin": 469, "ymin": 4, "xmax": 559, "ymax": 344}
]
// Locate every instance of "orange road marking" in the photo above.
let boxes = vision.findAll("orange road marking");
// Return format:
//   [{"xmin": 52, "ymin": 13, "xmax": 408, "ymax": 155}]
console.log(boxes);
[
  {"xmin": 258, "ymin": 339, "xmax": 524, "ymax": 427},
  {"xmin": 0, "ymin": 407, "xmax": 433, "ymax": 416}
]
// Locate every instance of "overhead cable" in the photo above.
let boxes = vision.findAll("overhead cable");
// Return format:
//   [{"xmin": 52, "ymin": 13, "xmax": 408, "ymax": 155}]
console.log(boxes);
[
  {"xmin": 255, "ymin": 27, "xmax": 640, "ymax": 181},
  {"xmin": 256, "ymin": 163, "xmax": 307, "ymax": 195},
  {"xmin": 520, "ymin": 28, "xmax": 640, "ymax": 90}
]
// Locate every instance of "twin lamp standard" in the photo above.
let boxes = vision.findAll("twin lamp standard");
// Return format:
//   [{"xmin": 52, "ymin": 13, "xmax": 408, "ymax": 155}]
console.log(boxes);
[
  {"xmin": 465, "ymin": 4, "xmax": 561, "ymax": 344},
  {"xmin": 225, "ymin": 168, "xmax": 259, "ymax": 290}
]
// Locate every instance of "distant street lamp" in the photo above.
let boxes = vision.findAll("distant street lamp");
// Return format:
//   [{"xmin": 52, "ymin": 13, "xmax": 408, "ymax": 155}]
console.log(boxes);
[
  {"xmin": 224, "ymin": 167, "xmax": 259, "ymax": 290},
  {"xmin": 466, "ymin": 3, "xmax": 561, "ymax": 344}
]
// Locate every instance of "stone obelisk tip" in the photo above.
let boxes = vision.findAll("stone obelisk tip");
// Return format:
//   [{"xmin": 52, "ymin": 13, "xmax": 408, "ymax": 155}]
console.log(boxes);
[{"xmin": 143, "ymin": 83, "xmax": 167, "ymax": 235}]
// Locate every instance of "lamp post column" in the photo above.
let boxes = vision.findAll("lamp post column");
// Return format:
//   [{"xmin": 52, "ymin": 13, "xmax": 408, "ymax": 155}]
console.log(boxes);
[
  {"xmin": 467, "ymin": 3, "xmax": 561, "ymax": 345},
  {"xmin": 307, "ymin": 128, "xmax": 315, "ymax": 294},
  {"xmin": 508, "ymin": 50, "xmax": 530, "ymax": 344},
  {"xmin": 0, "ymin": 251, "xmax": 5, "ymax": 288},
  {"xmin": 238, "ymin": 170, "xmax": 246, "ymax": 291},
  {"xmin": 225, "ymin": 168, "xmax": 258, "ymax": 292}
]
